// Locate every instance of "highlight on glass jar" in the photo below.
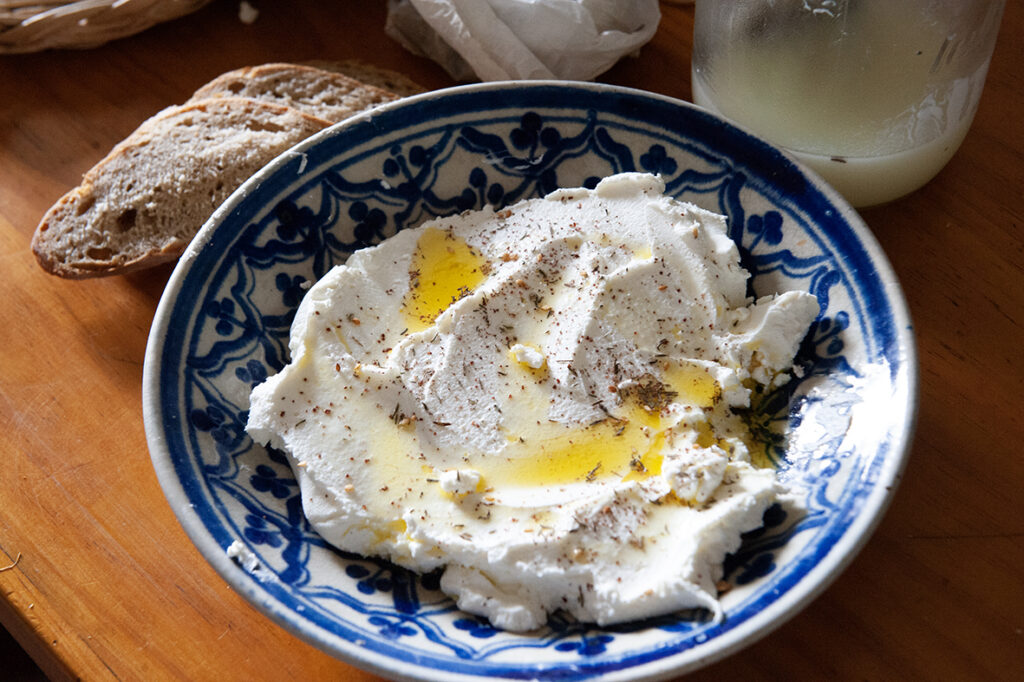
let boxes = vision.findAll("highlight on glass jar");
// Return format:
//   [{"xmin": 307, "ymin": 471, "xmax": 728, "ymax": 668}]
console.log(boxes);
[{"xmin": 691, "ymin": 0, "xmax": 1006, "ymax": 208}]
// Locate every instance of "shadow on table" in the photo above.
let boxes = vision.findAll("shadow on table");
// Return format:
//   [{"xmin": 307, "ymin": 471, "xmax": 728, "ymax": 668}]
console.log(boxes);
[{"xmin": 0, "ymin": 626, "xmax": 46, "ymax": 681}]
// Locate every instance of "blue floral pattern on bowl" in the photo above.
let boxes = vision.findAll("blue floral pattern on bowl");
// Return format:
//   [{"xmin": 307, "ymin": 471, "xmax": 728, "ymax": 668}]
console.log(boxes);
[{"xmin": 144, "ymin": 82, "xmax": 916, "ymax": 680}]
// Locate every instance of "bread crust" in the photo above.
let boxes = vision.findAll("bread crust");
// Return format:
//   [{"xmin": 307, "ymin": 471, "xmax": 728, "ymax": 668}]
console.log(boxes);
[
  {"xmin": 302, "ymin": 59, "xmax": 427, "ymax": 97},
  {"xmin": 187, "ymin": 62, "xmax": 401, "ymax": 122}
]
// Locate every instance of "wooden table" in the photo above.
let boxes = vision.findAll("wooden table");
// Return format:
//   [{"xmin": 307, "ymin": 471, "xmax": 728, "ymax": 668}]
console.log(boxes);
[{"xmin": 2, "ymin": 2, "xmax": 1021, "ymax": 680}]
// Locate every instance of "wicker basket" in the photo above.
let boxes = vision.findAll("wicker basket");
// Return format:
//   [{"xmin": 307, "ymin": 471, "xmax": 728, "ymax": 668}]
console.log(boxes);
[{"xmin": 0, "ymin": 0, "xmax": 214, "ymax": 54}]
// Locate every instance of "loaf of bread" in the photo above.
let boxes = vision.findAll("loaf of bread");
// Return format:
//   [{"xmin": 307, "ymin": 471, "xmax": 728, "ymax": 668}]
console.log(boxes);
[
  {"xmin": 187, "ymin": 62, "xmax": 401, "ymax": 123},
  {"xmin": 32, "ymin": 61, "xmax": 421, "ymax": 279},
  {"xmin": 32, "ymin": 97, "xmax": 331, "ymax": 278}
]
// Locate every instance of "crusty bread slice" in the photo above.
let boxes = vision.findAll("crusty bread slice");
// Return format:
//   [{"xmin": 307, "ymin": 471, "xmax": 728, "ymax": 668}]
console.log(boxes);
[
  {"xmin": 32, "ymin": 97, "xmax": 332, "ymax": 279},
  {"xmin": 303, "ymin": 59, "xmax": 427, "ymax": 97},
  {"xmin": 187, "ymin": 62, "xmax": 401, "ymax": 123}
]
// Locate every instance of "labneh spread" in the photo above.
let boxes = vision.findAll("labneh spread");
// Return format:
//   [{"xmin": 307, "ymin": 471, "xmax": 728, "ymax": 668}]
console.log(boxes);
[{"xmin": 246, "ymin": 173, "xmax": 819, "ymax": 631}]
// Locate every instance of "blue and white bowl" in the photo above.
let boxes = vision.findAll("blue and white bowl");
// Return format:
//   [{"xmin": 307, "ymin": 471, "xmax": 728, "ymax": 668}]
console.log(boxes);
[{"xmin": 143, "ymin": 82, "xmax": 917, "ymax": 680}]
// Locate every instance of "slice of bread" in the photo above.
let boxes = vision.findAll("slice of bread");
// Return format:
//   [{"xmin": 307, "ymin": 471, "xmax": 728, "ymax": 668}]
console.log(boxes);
[
  {"xmin": 32, "ymin": 97, "xmax": 332, "ymax": 279},
  {"xmin": 187, "ymin": 62, "xmax": 401, "ymax": 123},
  {"xmin": 304, "ymin": 59, "xmax": 427, "ymax": 97}
]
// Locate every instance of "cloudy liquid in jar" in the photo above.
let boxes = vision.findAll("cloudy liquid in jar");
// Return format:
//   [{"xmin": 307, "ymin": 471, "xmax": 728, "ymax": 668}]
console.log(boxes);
[{"xmin": 691, "ymin": 0, "xmax": 998, "ymax": 207}]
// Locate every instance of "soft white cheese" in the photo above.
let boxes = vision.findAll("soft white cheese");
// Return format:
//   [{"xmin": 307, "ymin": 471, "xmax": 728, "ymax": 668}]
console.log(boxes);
[{"xmin": 246, "ymin": 173, "xmax": 819, "ymax": 631}]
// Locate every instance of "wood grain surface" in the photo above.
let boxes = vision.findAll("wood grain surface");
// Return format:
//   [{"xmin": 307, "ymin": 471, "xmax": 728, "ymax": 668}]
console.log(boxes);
[{"xmin": 1, "ymin": 1, "xmax": 1021, "ymax": 680}]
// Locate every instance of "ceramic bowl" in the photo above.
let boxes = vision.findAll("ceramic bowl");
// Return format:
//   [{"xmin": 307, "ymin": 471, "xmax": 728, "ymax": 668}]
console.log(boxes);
[{"xmin": 143, "ymin": 82, "xmax": 917, "ymax": 681}]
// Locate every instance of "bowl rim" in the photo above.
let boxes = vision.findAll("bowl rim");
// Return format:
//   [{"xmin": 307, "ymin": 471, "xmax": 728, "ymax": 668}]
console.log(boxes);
[{"xmin": 143, "ymin": 79, "xmax": 918, "ymax": 681}]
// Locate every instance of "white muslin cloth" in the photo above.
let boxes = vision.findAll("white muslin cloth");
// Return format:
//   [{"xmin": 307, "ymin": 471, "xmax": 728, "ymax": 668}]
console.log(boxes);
[{"xmin": 386, "ymin": 0, "xmax": 661, "ymax": 81}]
